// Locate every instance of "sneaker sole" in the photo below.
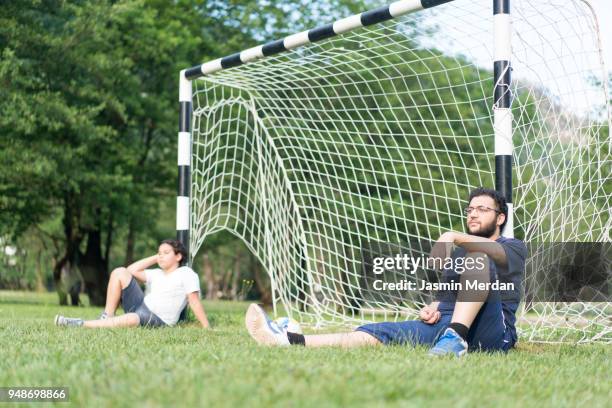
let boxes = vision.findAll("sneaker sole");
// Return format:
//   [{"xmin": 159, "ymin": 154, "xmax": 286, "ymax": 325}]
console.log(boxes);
[
  {"xmin": 54, "ymin": 315, "xmax": 61, "ymax": 326},
  {"xmin": 428, "ymin": 348, "xmax": 468, "ymax": 357},
  {"xmin": 245, "ymin": 304, "xmax": 280, "ymax": 346}
]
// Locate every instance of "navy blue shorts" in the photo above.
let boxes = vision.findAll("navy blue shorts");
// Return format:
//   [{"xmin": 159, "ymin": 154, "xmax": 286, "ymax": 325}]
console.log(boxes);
[
  {"xmin": 356, "ymin": 301, "xmax": 514, "ymax": 352},
  {"xmin": 121, "ymin": 278, "xmax": 166, "ymax": 327}
]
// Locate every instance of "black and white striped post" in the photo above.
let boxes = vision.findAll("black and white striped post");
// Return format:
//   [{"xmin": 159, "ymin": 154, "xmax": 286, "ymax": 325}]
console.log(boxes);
[
  {"xmin": 177, "ymin": 70, "xmax": 192, "ymax": 265},
  {"xmin": 493, "ymin": 0, "xmax": 514, "ymax": 238},
  {"xmin": 183, "ymin": 0, "xmax": 454, "ymax": 80}
]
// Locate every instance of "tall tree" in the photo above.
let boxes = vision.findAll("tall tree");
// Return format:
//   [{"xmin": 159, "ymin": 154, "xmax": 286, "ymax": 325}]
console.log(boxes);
[{"xmin": 0, "ymin": 0, "xmax": 366, "ymax": 304}]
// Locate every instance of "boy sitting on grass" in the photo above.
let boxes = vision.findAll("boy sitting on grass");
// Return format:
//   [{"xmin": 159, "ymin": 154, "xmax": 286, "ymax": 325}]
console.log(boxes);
[{"xmin": 55, "ymin": 239, "xmax": 210, "ymax": 329}]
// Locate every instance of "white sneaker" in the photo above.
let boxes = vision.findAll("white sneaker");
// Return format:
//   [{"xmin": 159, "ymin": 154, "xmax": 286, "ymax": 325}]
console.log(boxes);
[
  {"xmin": 245, "ymin": 304, "xmax": 289, "ymax": 346},
  {"xmin": 54, "ymin": 314, "xmax": 84, "ymax": 327}
]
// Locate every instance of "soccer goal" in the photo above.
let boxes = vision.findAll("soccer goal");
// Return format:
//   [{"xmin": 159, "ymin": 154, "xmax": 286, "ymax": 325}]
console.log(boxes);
[{"xmin": 176, "ymin": 0, "xmax": 611, "ymax": 343}]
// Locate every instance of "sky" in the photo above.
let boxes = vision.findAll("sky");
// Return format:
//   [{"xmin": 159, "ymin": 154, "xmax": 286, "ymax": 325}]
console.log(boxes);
[
  {"xmin": 590, "ymin": 0, "xmax": 612, "ymax": 66},
  {"xmin": 419, "ymin": 0, "xmax": 612, "ymax": 115}
]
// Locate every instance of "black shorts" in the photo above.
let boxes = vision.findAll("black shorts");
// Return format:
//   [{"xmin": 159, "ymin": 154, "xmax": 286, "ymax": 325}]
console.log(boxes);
[{"xmin": 121, "ymin": 278, "xmax": 166, "ymax": 327}]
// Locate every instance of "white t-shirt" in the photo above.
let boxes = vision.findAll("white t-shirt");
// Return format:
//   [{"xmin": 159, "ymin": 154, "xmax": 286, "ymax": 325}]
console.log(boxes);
[{"xmin": 143, "ymin": 266, "xmax": 200, "ymax": 325}]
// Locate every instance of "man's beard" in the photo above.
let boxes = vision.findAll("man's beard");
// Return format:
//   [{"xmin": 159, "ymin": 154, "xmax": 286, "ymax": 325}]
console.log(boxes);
[{"xmin": 467, "ymin": 218, "xmax": 498, "ymax": 238}]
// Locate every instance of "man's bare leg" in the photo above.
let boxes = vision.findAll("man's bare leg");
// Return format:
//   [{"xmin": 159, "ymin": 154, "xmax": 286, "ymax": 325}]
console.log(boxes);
[
  {"xmin": 83, "ymin": 313, "xmax": 140, "ymax": 328},
  {"xmin": 450, "ymin": 252, "xmax": 490, "ymax": 328},
  {"xmin": 245, "ymin": 304, "xmax": 380, "ymax": 347},
  {"xmin": 303, "ymin": 331, "xmax": 380, "ymax": 348},
  {"xmin": 103, "ymin": 267, "xmax": 133, "ymax": 317},
  {"xmin": 450, "ymin": 302, "xmax": 484, "ymax": 328}
]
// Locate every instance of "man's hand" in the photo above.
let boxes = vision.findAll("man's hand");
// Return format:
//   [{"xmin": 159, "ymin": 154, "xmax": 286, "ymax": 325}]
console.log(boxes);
[{"xmin": 419, "ymin": 303, "xmax": 440, "ymax": 324}]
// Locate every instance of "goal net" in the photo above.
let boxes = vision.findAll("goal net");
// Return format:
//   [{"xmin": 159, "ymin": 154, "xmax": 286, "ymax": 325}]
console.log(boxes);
[{"xmin": 187, "ymin": 0, "xmax": 611, "ymax": 343}]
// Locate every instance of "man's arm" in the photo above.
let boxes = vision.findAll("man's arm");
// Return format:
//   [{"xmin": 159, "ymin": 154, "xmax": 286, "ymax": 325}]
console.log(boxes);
[
  {"xmin": 440, "ymin": 231, "xmax": 508, "ymax": 266},
  {"xmin": 187, "ymin": 291, "xmax": 210, "ymax": 328},
  {"xmin": 126, "ymin": 255, "xmax": 158, "ymax": 283}
]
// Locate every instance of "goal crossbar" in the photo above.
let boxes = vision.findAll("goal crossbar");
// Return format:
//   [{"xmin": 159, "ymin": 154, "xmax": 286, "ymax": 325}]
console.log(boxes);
[{"xmin": 183, "ymin": 0, "xmax": 456, "ymax": 81}]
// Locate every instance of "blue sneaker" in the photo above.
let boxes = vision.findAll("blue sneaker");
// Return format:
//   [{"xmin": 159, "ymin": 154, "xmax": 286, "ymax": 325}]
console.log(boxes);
[
  {"xmin": 245, "ymin": 304, "xmax": 289, "ymax": 346},
  {"xmin": 428, "ymin": 328, "xmax": 468, "ymax": 357}
]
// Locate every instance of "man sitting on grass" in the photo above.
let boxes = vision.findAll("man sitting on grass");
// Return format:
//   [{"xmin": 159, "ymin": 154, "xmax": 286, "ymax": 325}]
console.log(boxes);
[
  {"xmin": 246, "ymin": 187, "xmax": 527, "ymax": 357},
  {"xmin": 55, "ymin": 239, "xmax": 210, "ymax": 329}
]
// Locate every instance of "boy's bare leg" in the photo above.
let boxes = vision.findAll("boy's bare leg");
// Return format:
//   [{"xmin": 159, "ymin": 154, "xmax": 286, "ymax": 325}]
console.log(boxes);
[
  {"xmin": 83, "ymin": 313, "xmax": 140, "ymax": 328},
  {"xmin": 304, "ymin": 331, "xmax": 381, "ymax": 348},
  {"xmin": 103, "ymin": 267, "xmax": 133, "ymax": 317}
]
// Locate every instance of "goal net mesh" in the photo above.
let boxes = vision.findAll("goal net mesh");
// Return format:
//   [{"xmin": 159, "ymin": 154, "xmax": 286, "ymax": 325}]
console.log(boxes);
[{"xmin": 189, "ymin": 0, "xmax": 611, "ymax": 343}]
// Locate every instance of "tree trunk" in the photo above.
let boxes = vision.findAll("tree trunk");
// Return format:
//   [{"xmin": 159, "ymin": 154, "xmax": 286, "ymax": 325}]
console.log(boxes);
[
  {"xmin": 54, "ymin": 190, "xmax": 82, "ymax": 305},
  {"xmin": 297, "ymin": 249, "xmax": 307, "ymax": 311},
  {"xmin": 69, "ymin": 279, "xmax": 81, "ymax": 306},
  {"xmin": 252, "ymin": 254, "xmax": 272, "ymax": 306},
  {"xmin": 125, "ymin": 218, "xmax": 135, "ymax": 265},
  {"xmin": 230, "ymin": 254, "xmax": 241, "ymax": 300},
  {"xmin": 35, "ymin": 250, "xmax": 45, "ymax": 293},
  {"xmin": 202, "ymin": 251, "xmax": 217, "ymax": 300},
  {"xmin": 53, "ymin": 257, "xmax": 68, "ymax": 306},
  {"xmin": 79, "ymin": 229, "xmax": 108, "ymax": 306},
  {"xmin": 221, "ymin": 265, "xmax": 232, "ymax": 298}
]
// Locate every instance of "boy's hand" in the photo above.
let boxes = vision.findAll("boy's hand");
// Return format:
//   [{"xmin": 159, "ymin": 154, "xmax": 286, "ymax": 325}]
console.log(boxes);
[{"xmin": 419, "ymin": 305, "xmax": 441, "ymax": 324}]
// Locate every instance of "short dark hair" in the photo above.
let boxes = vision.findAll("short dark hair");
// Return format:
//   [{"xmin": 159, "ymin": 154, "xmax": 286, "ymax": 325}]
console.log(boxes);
[
  {"xmin": 160, "ymin": 239, "xmax": 188, "ymax": 266},
  {"xmin": 468, "ymin": 187, "xmax": 508, "ymax": 230}
]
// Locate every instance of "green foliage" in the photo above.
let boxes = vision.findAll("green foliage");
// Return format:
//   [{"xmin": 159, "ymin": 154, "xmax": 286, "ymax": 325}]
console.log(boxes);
[
  {"xmin": 0, "ymin": 0, "xmax": 367, "ymax": 290},
  {"xmin": 1, "ymin": 0, "xmax": 608, "ymax": 298}
]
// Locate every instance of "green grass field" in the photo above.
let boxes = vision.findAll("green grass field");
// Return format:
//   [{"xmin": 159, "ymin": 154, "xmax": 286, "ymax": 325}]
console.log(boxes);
[{"xmin": 0, "ymin": 291, "xmax": 610, "ymax": 407}]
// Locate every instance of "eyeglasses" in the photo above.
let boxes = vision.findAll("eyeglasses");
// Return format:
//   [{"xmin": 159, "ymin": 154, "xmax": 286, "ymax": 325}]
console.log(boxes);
[{"xmin": 463, "ymin": 206, "xmax": 501, "ymax": 216}]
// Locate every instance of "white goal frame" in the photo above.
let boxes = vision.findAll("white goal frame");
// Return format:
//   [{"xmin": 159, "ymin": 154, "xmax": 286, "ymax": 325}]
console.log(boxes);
[{"xmin": 176, "ymin": 0, "xmax": 611, "ymax": 343}]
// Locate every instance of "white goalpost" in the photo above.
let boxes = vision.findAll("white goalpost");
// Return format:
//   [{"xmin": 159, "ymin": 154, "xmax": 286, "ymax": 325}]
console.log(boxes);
[{"xmin": 177, "ymin": 0, "xmax": 611, "ymax": 343}]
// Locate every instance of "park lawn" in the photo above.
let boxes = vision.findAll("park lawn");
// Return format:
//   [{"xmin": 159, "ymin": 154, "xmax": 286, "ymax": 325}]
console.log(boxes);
[{"xmin": 0, "ymin": 291, "xmax": 610, "ymax": 408}]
